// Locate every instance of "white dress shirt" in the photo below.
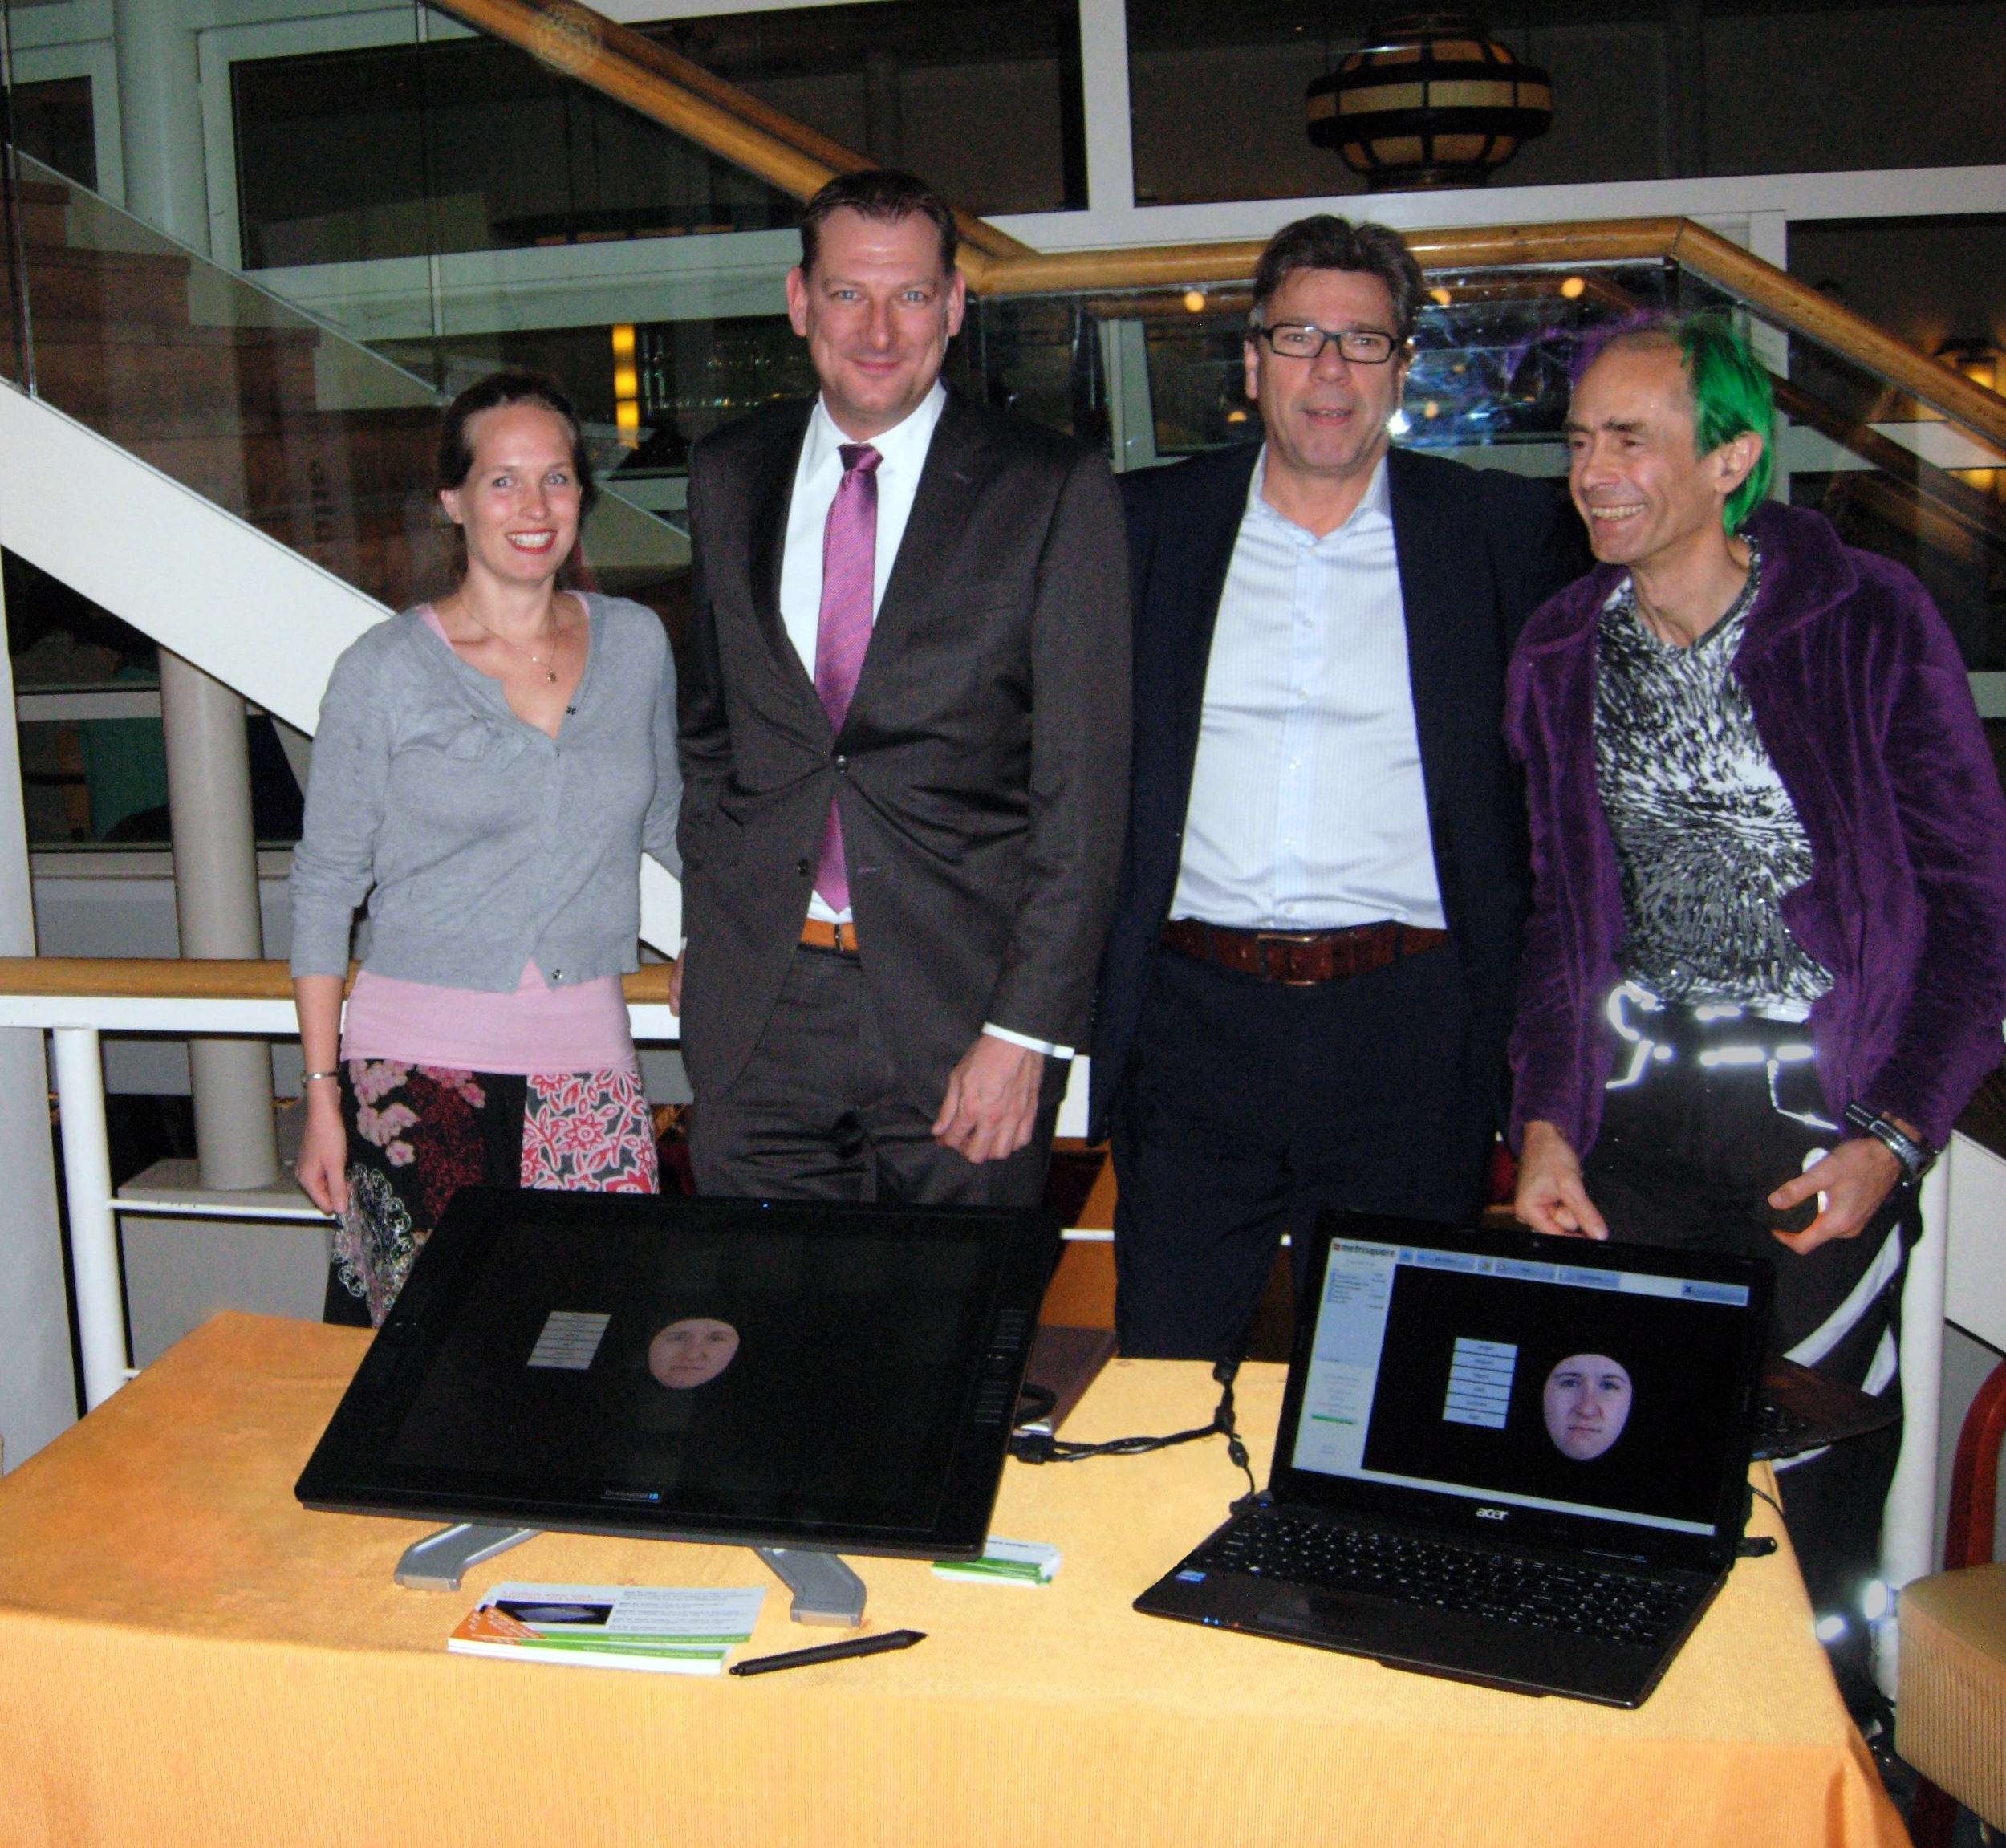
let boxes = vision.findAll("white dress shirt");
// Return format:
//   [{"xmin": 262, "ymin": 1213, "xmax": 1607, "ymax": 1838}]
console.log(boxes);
[
  {"xmin": 778, "ymin": 382, "xmax": 1066, "ymax": 1058},
  {"xmin": 1171, "ymin": 451, "xmax": 1446, "ymax": 932}
]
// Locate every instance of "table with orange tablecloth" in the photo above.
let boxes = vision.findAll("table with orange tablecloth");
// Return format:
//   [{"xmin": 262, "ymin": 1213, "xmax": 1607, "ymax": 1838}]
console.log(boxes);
[{"xmin": 0, "ymin": 1312, "xmax": 1905, "ymax": 1848}]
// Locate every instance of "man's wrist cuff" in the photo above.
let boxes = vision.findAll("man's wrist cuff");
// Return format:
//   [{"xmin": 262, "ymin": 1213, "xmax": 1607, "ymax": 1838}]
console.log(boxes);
[{"xmin": 982, "ymin": 1022, "xmax": 1074, "ymax": 1060}]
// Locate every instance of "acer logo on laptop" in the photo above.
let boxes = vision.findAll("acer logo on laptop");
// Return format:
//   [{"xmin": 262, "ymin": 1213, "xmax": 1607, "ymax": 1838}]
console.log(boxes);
[{"xmin": 1475, "ymin": 1507, "xmax": 1509, "ymax": 1521}]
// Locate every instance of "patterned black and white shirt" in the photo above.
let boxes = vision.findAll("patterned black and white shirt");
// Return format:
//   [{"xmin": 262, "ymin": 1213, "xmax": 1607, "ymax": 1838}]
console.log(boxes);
[{"xmin": 1594, "ymin": 542, "xmax": 1834, "ymax": 1018}]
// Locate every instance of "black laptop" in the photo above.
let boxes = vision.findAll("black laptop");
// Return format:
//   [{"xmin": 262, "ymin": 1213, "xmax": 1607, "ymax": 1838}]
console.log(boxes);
[{"xmin": 1135, "ymin": 1212, "xmax": 1773, "ymax": 1708}]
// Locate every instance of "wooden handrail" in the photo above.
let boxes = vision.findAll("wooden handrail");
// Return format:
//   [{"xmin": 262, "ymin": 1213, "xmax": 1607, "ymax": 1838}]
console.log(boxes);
[
  {"xmin": 0, "ymin": 956, "xmax": 676, "ymax": 1005},
  {"xmin": 429, "ymin": 0, "xmax": 1029, "ymax": 261},
  {"xmin": 1667, "ymin": 221, "xmax": 2006, "ymax": 455}
]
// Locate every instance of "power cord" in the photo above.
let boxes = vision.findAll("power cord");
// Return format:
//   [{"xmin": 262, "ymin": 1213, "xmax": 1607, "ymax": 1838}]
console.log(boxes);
[
  {"xmin": 1736, "ymin": 1481, "xmax": 1782, "ymax": 1558},
  {"xmin": 1011, "ymin": 1358, "xmax": 1261, "ymax": 1505}
]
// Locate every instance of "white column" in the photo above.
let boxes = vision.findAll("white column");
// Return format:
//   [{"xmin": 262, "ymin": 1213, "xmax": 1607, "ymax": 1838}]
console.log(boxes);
[
  {"xmin": 51, "ymin": 1029, "xmax": 124, "ymax": 1409},
  {"xmin": 0, "ymin": 561, "xmax": 79, "ymax": 1462},
  {"xmin": 1077, "ymin": 0, "xmax": 1137, "ymax": 221},
  {"xmin": 112, "ymin": 0, "xmax": 210, "ymax": 253},
  {"xmin": 1876, "ymin": 1155, "xmax": 1951, "ymax": 1696},
  {"xmin": 160, "ymin": 649, "xmax": 279, "ymax": 1190},
  {"xmin": 1744, "ymin": 213, "xmax": 1792, "ymax": 510}
]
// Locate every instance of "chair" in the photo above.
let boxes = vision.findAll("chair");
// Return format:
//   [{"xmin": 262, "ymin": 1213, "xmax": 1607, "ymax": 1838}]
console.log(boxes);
[{"xmin": 1898, "ymin": 1355, "xmax": 2006, "ymax": 1848}]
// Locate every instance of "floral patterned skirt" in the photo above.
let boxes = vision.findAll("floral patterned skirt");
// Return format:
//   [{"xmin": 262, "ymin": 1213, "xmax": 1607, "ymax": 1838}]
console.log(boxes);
[{"xmin": 326, "ymin": 1059, "xmax": 659, "ymax": 1328}]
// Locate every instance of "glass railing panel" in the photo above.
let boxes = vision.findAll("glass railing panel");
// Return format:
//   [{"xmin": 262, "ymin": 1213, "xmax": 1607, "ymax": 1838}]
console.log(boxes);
[
  {"xmin": 3, "ymin": 148, "xmax": 693, "ymax": 626},
  {"xmin": 228, "ymin": 23, "xmax": 802, "ymax": 270}
]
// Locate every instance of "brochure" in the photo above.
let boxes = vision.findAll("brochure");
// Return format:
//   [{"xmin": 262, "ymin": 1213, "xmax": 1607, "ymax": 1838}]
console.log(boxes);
[
  {"xmin": 932, "ymin": 1538, "xmax": 1061, "ymax": 1586},
  {"xmin": 449, "ymin": 1581, "xmax": 767, "ymax": 1675}
]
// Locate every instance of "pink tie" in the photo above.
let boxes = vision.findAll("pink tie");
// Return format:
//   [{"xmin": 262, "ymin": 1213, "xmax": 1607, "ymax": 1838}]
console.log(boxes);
[{"xmin": 812, "ymin": 442, "xmax": 881, "ymax": 912}]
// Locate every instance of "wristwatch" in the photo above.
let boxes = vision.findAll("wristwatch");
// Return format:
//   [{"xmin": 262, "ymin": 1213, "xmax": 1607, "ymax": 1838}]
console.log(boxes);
[{"xmin": 1842, "ymin": 1103, "xmax": 1935, "ymax": 1181}]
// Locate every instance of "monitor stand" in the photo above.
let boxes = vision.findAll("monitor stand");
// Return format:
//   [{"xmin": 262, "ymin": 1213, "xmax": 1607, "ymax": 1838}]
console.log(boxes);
[
  {"xmin": 753, "ymin": 1547, "xmax": 867, "ymax": 1627},
  {"xmin": 395, "ymin": 1522, "xmax": 536, "ymax": 1590},
  {"xmin": 392, "ymin": 1524, "xmax": 867, "ymax": 1625}
]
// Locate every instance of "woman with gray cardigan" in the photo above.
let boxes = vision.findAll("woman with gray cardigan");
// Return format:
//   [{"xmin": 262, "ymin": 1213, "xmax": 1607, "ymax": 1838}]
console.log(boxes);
[{"xmin": 290, "ymin": 372, "xmax": 681, "ymax": 1325}]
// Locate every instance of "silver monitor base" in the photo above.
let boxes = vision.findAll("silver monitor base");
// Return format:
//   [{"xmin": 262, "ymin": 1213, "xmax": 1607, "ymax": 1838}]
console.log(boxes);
[
  {"xmin": 393, "ymin": 1525, "xmax": 867, "ymax": 1626},
  {"xmin": 395, "ymin": 1522, "xmax": 538, "ymax": 1591},
  {"xmin": 754, "ymin": 1547, "xmax": 867, "ymax": 1626}
]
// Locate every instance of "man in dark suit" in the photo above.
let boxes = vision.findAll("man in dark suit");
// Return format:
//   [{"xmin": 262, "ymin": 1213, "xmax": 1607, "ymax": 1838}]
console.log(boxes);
[
  {"xmin": 676, "ymin": 170, "xmax": 1129, "ymax": 1207},
  {"xmin": 1090, "ymin": 215, "xmax": 1586, "ymax": 1360}
]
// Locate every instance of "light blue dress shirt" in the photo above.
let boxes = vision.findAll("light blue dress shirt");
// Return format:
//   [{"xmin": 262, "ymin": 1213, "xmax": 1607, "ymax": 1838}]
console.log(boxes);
[{"xmin": 1170, "ymin": 451, "xmax": 1446, "ymax": 933}]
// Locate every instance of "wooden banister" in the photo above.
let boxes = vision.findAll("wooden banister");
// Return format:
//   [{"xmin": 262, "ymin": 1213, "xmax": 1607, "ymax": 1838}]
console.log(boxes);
[
  {"xmin": 1667, "ymin": 221, "xmax": 2006, "ymax": 454},
  {"xmin": 0, "ymin": 956, "xmax": 676, "ymax": 1005},
  {"xmin": 429, "ymin": 0, "xmax": 1029, "ymax": 261}
]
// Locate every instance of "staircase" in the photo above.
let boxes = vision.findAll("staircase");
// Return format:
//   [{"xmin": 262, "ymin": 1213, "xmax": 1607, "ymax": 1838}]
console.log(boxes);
[{"xmin": 6, "ymin": 175, "xmax": 452, "ymax": 613}]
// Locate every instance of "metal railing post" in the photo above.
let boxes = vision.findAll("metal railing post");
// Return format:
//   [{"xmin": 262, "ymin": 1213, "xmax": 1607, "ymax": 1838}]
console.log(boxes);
[{"xmin": 51, "ymin": 1026, "xmax": 126, "ymax": 1408}]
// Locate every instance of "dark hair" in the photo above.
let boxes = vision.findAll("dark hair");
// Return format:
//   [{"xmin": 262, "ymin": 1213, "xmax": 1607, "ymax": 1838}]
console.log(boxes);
[
  {"xmin": 1583, "ymin": 313, "xmax": 1774, "ymax": 534},
  {"xmin": 437, "ymin": 369, "xmax": 599, "ymax": 521},
  {"xmin": 1249, "ymin": 214, "xmax": 1424, "ymax": 346},
  {"xmin": 798, "ymin": 169, "xmax": 959, "ymax": 278}
]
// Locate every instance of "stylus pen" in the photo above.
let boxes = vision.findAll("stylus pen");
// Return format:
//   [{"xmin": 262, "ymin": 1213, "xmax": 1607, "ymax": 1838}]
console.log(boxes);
[{"xmin": 729, "ymin": 1628, "xmax": 927, "ymax": 1677}]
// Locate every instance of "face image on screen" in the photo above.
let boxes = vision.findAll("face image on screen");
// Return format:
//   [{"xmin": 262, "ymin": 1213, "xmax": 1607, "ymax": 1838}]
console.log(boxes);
[
  {"xmin": 1289, "ymin": 1241, "xmax": 1750, "ymax": 1535},
  {"xmin": 648, "ymin": 1318, "xmax": 740, "ymax": 1390},
  {"xmin": 383, "ymin": 1210, "xmax": 1000, "ymax": 1533},
  {"xmin": 1543, "ymin": 1354, "xmax": 1633, "ymax": 1461}
]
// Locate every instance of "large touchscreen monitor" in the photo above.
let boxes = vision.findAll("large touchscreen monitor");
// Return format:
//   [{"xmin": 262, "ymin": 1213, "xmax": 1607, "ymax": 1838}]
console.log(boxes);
[{"xmin": 296, "ymin": 1190, "xmax": 1062, "ymax": 1560}]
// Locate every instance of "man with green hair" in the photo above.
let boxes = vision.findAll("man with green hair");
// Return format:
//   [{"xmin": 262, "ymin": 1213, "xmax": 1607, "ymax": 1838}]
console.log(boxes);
[{"xmin": 1507, "ymin": 313, "xmax": 2006, "ymax": 1703}]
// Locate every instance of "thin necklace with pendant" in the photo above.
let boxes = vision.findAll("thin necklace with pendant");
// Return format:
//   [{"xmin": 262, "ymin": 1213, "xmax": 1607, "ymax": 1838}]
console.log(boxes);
[{"xmin": 462, "ymin": 606, "xmax": 562, "ymax": 684}]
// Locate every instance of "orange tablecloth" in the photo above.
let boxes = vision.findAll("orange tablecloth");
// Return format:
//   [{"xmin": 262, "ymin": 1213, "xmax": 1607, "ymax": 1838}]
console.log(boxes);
[{"xmin": 0, "ymin": 1313, "xmax": 1905, "ymax": 1848}]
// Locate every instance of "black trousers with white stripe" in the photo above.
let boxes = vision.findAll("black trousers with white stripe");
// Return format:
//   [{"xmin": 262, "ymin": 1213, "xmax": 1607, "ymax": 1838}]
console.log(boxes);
[{"xmin": 1582, "ymin": 1001, "xmax": 1908, "ymax": 1684}]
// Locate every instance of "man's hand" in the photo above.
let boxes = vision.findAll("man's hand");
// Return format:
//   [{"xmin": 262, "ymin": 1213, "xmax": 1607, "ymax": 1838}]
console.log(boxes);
[
  {"xmin": 1513, "ymin": 1120, "xmax": 1610, "ymax": 1241},
  {"xmin": 668, "ymin": 954, "xmax": 684, "ymax": 1015},
  {"xmin": 1768, "ymin": 1133, "xmax": 1906, "ymax": 1255},
  {"xmin": 932, "ymin": 1035, "xmax": 1044, "ymax": 1165}
]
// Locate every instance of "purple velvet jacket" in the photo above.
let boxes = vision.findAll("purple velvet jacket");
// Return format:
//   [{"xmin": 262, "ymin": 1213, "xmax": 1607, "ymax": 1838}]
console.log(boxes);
[{"xmin": 1504, "ymin": 500, "xmax": 2006, "ymax": 1158}]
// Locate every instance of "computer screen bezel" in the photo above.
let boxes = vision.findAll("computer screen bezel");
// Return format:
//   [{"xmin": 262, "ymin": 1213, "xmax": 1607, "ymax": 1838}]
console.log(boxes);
[
  {"xmin": 1266, "ymin": 1212, "xmax": 1773, "ymax": 1573},
  {"xmin": 294, "ymin": 1188, "xmax": 1062, "ymax": 1561}
]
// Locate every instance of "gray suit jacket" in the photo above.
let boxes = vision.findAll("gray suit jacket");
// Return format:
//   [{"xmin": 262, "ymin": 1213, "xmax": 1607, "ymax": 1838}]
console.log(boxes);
[{"xmin": 677, "ymin": 390, "xmax": 1131, "ymax": 1112}]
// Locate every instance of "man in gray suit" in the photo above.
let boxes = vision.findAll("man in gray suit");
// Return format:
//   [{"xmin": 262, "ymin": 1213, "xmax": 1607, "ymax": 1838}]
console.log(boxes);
[{"xmin": 676, "ymin": 169, "xmax": 1130, "ymax": 1207}]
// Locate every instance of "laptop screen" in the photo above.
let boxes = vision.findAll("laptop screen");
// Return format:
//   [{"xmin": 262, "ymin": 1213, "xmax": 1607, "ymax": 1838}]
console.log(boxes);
[{"xmin": 1289, "ymin": 1235, "xmax": 1755, "ymax": 1537}]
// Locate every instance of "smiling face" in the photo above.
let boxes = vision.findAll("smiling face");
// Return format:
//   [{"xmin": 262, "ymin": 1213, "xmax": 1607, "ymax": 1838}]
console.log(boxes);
[
  {"xmin": 437, "ymin": 400, "xmax": 581, "ymax": 591},
  {"xmin": 785, "ymin": 206, "xmax": 965, "ymax": 441},
  {"xmin": 1543, "ymin": 1355, "xmax": 1634, "ymax": 1462},
  {"xmin": 1566, "ymin": 339, "xmax": 1760, "ymax": 575},
  {"xmin": 648, "ymin": 1318, "xmax": 740, "ymax": 1391},
  {"xmin": 1243, "ymin": 265, "xmax": 1409, "ymax": 497}
]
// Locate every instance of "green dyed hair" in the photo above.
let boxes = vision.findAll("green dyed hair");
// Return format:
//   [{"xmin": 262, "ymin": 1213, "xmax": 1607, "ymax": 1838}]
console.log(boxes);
[{"xmin": 1671, "ymin": 312, "xmax": 1774, "ymax": 533}]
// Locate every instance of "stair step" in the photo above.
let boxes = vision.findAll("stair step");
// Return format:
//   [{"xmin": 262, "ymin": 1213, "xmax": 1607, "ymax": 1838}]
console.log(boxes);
[
  {"xmin": 30, "ymin": 335, "xmax": 323, "ymax": 421},
  {"xmin": 20, "ymin": 246, "xmax": 197, "ymax": 325},
  {"xmin": 120, "ymin": 423, "xmax": 439, "ymax": 507}
]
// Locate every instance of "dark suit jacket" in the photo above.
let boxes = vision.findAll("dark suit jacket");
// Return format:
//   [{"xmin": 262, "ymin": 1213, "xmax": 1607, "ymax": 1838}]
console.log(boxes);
[
  {"xmin": 678, "ymin": 391, "xmax": 1131, "ymax": 1113},
  {"xmin": 1087, "ymin": 441, "xmax": 1589, "ymax": 1143}
]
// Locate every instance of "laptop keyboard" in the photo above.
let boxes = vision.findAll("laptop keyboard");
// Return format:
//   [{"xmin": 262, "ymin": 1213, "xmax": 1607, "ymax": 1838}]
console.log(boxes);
[{"xmin": 1200, "ymin": 1510, "xmax": 1694, "ymax": 1649}]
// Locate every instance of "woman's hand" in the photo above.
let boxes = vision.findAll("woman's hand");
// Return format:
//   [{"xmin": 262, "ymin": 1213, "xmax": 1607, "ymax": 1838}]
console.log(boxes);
[
  {"xmin": 295, "ymin": 1086, "xmax": 351, "ymax": 1215},
  {"xmin": 1513, "ymin": 1120, "xmax": 1610, "ymax": 1241}
]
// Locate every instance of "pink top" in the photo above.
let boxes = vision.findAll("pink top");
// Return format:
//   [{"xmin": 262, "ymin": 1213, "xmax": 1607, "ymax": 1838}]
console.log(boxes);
[
  {"xmin": 335, "ymin": 604, "xmax": 638, "ymax": 1077},
  {"xmin": 339, "ymin": 958, "xmax": 636, "ymax": 1075}
]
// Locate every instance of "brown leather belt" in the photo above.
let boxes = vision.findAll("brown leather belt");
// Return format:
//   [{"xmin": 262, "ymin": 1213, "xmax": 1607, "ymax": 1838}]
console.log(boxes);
[
  {"xmin": 800, "ymin": 916, "xmax": 861, "ymax": 955},
  {"xmin": 1161, "ymin": 916, "xmax": 1447, "ymax": 985}
]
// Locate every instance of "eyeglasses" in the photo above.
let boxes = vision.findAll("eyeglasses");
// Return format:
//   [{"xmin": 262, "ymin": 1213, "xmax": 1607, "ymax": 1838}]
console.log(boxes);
[{"xmin": 1256, "ymin": 323, "xmax": 1400, "ymax": 364}]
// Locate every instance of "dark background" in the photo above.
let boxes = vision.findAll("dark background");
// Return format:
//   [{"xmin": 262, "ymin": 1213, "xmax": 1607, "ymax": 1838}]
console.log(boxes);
[{"xmin": 1358, "ymin": 1265, "xmax": 1748, "ymax": 1524}]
